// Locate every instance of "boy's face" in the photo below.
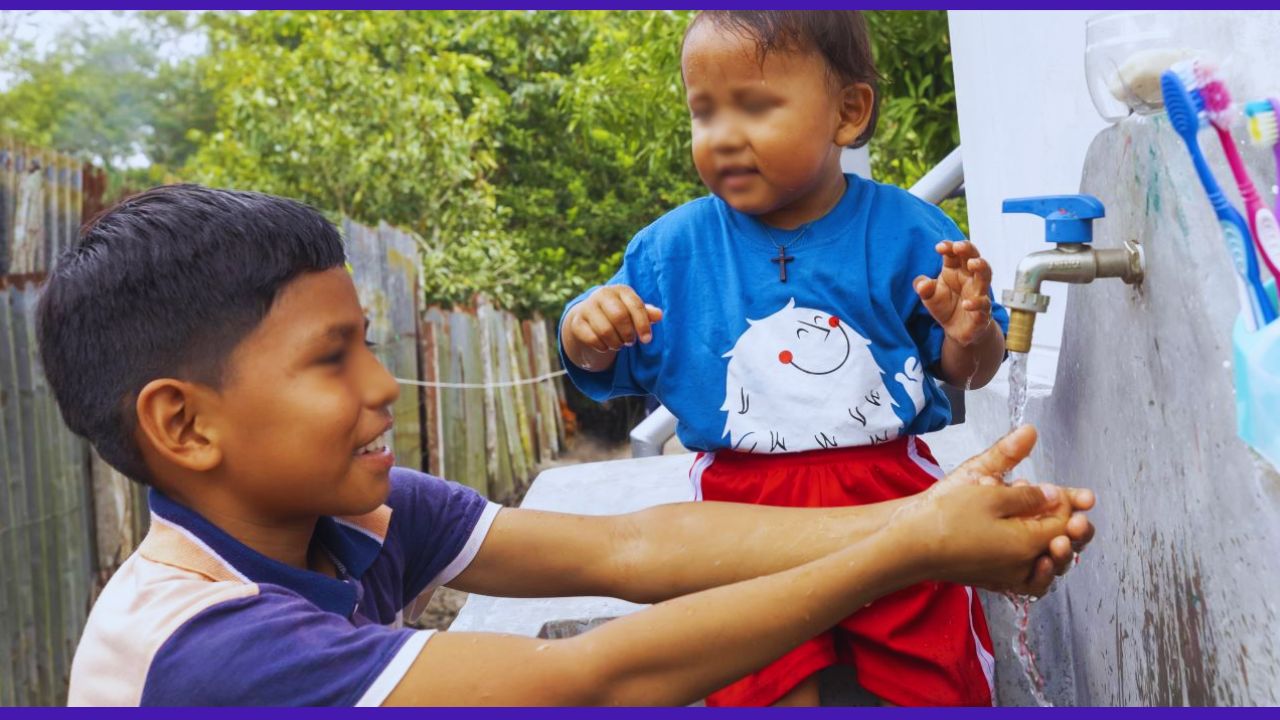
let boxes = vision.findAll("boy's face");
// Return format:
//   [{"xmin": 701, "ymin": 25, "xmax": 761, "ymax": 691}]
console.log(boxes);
[
  {"xmin": 204, "ymin": 267, "xmax": 400, "ymax": 520},
  {"xmin": 682, "ymin": 23, "xmax": 869, "ymax": 227}
]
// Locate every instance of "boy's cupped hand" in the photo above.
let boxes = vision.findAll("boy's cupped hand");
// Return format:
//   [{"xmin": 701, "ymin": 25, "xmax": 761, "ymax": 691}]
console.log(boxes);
[
  {"xmin": 568, "ymin": 284, "xmax": 664, "ymax": 353},
  {"xmin": 914, "ymin": 240, "xmax": 996, "ymax": 347},
  {"xmin": 894, "ymin": 425, "xmax": 1096, "ymax": 595}
]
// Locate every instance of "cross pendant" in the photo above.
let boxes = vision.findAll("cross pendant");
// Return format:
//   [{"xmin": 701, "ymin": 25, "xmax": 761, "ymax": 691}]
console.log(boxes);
[{"xmin": 771, "ymin": 246, "xmax": 794, "ymax": 282}]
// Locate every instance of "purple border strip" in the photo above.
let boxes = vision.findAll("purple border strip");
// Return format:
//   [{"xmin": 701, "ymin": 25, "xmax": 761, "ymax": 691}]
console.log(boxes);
[
  {"xmin": 0, "ymin": 0, "xmax": 1274, "ymax": 715},
  {"xmin": 0, "ymin": 709, "xmax": 1275, "ymax": 716},
  {"xmin": 5, "ymin": 3, "xmax": 1280, "ymax": 10}
]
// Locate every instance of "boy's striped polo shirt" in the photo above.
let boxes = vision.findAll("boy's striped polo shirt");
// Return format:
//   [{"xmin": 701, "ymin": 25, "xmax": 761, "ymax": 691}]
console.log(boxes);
[{"xmin": 68, "ymin": 468, "xmax": 500, "ymax": 706}]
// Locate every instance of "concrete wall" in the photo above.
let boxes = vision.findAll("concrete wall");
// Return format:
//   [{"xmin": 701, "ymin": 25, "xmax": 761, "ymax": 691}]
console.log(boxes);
[
  {"xmin": 951, "ymin": 117, "xmax": 1280, "ymax": 706},
  {"xmin": 948, "ymin": 10, "xmax": 1280, "ymax": 705}
]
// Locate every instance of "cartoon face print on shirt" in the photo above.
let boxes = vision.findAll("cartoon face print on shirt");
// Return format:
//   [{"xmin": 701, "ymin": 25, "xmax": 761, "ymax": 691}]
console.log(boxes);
[{"xmin": 720, "ymin": 299, "xmax": 928, "ymax": 453}]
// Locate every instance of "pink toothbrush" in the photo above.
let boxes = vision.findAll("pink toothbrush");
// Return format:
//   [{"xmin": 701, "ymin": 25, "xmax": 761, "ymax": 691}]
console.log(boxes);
[{"xmin": 1181, "ymin": 61, "xmax": 1280, "ymax": 281}]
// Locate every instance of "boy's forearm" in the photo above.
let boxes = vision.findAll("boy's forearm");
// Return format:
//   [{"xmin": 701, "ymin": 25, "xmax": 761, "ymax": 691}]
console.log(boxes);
[
  {"xmin": 448, "ymin": 501, "xmax": 904, "ymax": 604},
  {"xmin": 389, "ymin": 529, "xmax": 916, "ymax": 706},
  {"xmin": 570, "ymin": 528, "xmax": 917, "ymax": 705},
  {"xmin": 939, "ymin": 321, "xmax": 1005, "ymax": 389},
  {"xmin": 610, "ymin": 499, "xmax": 906, "ymax": 604}
]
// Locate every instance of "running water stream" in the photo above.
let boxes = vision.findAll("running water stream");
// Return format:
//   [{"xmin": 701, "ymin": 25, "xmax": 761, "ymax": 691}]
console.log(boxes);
[{"xmin": 1004, "ymin": 351, "xmax": 1052, "ymax": 706}]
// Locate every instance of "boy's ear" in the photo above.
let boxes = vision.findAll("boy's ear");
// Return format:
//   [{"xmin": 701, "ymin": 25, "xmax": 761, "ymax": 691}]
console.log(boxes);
[
  {"xmin": 135, "ymin": 379, "xmax": 223, "ymax": 473},
  {"xmin": 834, "ymin": 82, "xmax": 875, "ymax": 148}
]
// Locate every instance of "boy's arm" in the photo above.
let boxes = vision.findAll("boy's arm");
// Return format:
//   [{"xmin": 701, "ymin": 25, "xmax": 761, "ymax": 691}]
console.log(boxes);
[
  {"xmin": 384, "ymin": 482, "xmax": 1068, "ymax": 706},
  {"xmin": 450, "ymin": 499, "xmax": 897, "ymax": 604},
  {"xmin": 449, "ymin": 426, "xmax": 1092, "ymax": 603}
]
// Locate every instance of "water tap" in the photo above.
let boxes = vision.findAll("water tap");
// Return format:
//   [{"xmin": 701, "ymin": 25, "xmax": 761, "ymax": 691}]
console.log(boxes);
[{"xmin": 1001, "ymin": 194, "xmax": 1145, "ymax": 353}]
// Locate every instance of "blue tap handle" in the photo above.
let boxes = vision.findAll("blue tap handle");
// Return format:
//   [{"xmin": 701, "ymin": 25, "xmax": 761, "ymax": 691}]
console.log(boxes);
[{"xmin": 1002, "ymin": 194, "xmax": 1106, "ymax": 244}]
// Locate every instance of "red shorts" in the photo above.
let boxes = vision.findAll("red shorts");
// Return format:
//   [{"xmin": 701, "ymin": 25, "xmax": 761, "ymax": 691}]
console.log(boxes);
[{"xmin": 691, "ymin": 436, "xmax": 996, "ymax": 707}]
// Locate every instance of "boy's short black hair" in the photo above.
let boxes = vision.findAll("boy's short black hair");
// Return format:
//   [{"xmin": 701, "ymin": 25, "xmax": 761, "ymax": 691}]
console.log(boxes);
[
  {"xmin": 687, "ymin": 11, "xmax": 881, "ymax": 148},
  {"xmin": 37, "ymin": 184, "xmax": 345, "ymax": 485}
]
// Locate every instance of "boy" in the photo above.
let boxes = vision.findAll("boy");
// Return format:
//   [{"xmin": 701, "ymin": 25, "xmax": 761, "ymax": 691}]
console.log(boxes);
[
  {"xmin": 43, "ymin": 185, "xmax": 1093, "ymax": 706},
  {"xmin": 560, "ymin": 11, "xmax": 1015, "ymax": 707}
]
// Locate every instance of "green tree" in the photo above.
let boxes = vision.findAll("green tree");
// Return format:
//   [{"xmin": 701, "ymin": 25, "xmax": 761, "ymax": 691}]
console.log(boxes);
[
  {"xmin": 453, "ymin": 11, "xmax": 702, "ymax": 312},
  {"xmin": 4, "ymin": 10, "xmax": 961, "ymax": 312},
  {"xmin": 866, "ymin": 11, "xmax": 967, "ymax": 232},
  {"xmin": 0, "ymin": 11, "xmax": 216, "ymax": 195},
  {"xmin": 0, "ymin": 23, "xmax": 157, "ymax": 172},
  {"xmin": 190, "ymin": 12, "xmax": 505, "ymax": 237},
  {"xmin": 186, "ymin": 11, "xmax": 705, "ymax": 313}
]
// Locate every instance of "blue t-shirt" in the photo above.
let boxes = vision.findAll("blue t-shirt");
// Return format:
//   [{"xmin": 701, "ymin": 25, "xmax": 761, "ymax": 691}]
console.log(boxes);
[
  {"xmin": 67, "ymin": 468, "xmax": 500, "ymax": 706},
  {"xmin": 561, "ymin": 175, "xmax": 1009, "ymax": 455}
]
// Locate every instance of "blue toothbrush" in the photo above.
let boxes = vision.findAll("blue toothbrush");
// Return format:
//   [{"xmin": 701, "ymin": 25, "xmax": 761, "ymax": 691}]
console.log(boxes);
[{"xmin": 1162, "ymin": 69, "xmax": 1277, "ymax": 329}]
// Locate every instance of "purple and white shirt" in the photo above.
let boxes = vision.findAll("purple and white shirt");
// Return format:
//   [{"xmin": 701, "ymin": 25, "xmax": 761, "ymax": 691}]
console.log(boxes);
[{"xmin": 68, "ymin": 468, "xmax": 499, "ymax": 706}]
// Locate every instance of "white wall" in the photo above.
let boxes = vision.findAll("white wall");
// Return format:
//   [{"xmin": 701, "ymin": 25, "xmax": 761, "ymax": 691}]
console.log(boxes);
[{"xmin": 949, "ymin": 11, "xmax": 1108, "ymax": 385}]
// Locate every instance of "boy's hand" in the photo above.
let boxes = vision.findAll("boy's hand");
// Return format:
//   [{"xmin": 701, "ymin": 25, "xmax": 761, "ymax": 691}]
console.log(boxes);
[
  {"xmin": 902, "ymin": 481, "xmax": 1075, "ymax": 595},
  {"xmin": 935, "ymin": 424, "xmax": 1097, "ymax": 580},
  {"xmin": 565, "ymin": 285, "xmax": 663, "ymax": 357},
  {"xmin": 915, "ymin": 240, "xmax": 996, "ymax": 347}
]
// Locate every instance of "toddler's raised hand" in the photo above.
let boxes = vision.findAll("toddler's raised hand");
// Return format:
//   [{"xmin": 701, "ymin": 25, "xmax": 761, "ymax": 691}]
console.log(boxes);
[
  {"xmin": 564, "ymin": 285, "xmax": 663, "ymax": 369},
  {"xmin": 914, "ymin": 240, "xmax": 995, "ymax": 347}
]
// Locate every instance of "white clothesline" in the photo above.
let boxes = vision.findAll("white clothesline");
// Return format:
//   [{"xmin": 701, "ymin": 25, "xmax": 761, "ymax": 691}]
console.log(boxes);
[{"xmin": 394, "ymin": 369, "xmax": 567, "ymax": 390}]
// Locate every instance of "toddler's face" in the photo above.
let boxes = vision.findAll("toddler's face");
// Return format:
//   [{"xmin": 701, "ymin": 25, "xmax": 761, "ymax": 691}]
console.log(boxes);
[
  {"xmin": 208, "ymin": 267, "xmax": 400, "ymax": 520},
  {"xmin": 682, "ymin": 22, "xmax": 863, "ymax": 227}
]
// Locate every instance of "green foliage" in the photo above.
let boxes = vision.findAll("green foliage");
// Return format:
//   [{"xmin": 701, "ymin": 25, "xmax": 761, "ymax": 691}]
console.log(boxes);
[
  {"xmin": 0, "ymin": 21, "xmax": 157, "ymax": 171},
  {"xmin": 175, "ymin": 10, "xmax": 710, "ymax": 313},
  {"xmin": 865, "ymin": 11, "xmax": 967, "ymax": 234},
  {"xmin": 0, "ymin": 10, "xmax": 965, "ymax": 312},
  {"xmin": 190, "ymin": 12, "xmax": 507, "ymax": 244},
  {"xmin": 455, "ymin": 11, "xmax": 702, "ymax": 312}
]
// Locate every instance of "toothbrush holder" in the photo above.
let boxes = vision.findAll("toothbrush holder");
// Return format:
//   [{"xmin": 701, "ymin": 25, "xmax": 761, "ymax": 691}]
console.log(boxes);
[{"xmin": 1233, "ymin": 279, "xmax": 1280, "ymax": 471}]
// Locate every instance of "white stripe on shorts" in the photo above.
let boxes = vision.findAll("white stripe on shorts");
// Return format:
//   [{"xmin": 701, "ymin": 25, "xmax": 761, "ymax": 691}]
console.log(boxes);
[
  {"xmin": 965, "ymin": 585, "xmax": 997, "ymax": 699},
  {"xmin": 688, "ymin": 452, "xmax": 716, "ymax": 502},
  {"xmin": 906, "ymin": 436, "xmax": 945, "ymax": 480}
]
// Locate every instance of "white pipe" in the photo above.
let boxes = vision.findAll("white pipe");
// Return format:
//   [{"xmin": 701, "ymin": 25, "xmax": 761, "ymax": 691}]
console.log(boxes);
[
  {"xmin": 629, "ymin": 405, "xmax": 678, "ymax": 458},
  {"xmin": 908, "ymin": 145, "xmax": 964, "ymax": 205}
]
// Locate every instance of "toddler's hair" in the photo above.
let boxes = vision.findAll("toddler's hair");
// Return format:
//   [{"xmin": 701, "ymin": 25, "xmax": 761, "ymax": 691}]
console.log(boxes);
[{"xmin": 687, "ymin": 11, "xmax": 881, "ymax": 148}]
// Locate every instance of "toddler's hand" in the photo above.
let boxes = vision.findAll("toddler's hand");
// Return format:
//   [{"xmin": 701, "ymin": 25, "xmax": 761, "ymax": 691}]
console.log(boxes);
[
  {"xmin": 566, "ymin": 285, "xmax": 663, "ymax": 357},
  {"xmin": 914, "ymin": 240, "xmax": 995, "ymax": 347}
]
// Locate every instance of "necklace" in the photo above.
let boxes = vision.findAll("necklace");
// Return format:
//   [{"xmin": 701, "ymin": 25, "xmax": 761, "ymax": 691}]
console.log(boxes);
[{"xmin": 765, "ymin": 224, "xmax": 810, "ymax": 283}]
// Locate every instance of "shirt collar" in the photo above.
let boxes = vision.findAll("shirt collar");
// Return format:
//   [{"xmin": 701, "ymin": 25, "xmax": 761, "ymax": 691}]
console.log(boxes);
[
  {"xmin": 146, "ymin": 489, "xmax": 391, "ymax": 617},
  {"xmin": 722, "ymin": 173, "xmax": 866, "ymax": 252}
]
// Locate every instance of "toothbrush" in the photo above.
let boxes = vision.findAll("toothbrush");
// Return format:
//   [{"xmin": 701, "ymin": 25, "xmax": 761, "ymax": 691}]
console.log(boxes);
[
  {"xmin": 1182, "ymin": 61, "xmax": 1280, "ymax": 287},
  {"xmin": 1244, "ymin": 97, "xmax": 1280, "ymax": 280},
  {"xmin": 1161, "ymin": 67, "xmax": 1275, "ymax": 329}
]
